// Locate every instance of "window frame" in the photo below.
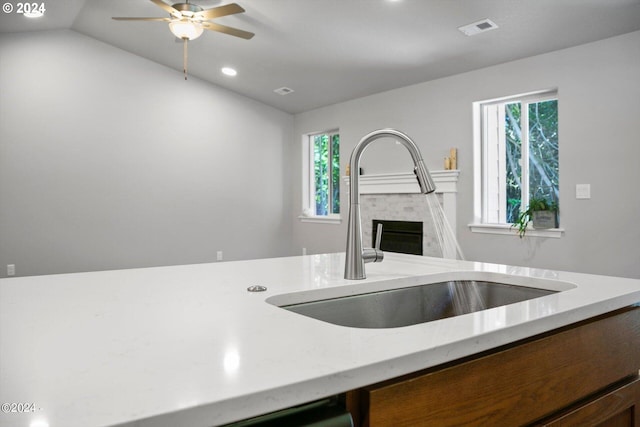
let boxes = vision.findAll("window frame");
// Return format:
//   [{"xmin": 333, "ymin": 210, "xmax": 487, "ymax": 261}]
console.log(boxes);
[
  {"xmin": 470, "ymin": 89, "xmax": 563, "ymax": 238},
  {"xmin": 300, "ymin": 129, "xmax": 341, "ymax": 224}
]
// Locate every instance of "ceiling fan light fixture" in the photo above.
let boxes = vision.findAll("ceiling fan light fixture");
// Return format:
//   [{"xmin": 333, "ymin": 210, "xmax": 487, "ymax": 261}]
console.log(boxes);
[{"xmin": 169, "ymin": 19, "xmax": 204, "ymax": 40}]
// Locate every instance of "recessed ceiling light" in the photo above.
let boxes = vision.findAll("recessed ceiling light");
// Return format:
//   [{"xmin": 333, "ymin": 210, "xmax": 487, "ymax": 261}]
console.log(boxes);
[
  {"xmin": 23, "ymin": 10, "xmax": 44, "ymax": 18},
  {"xmin": 221, "ymin": 67, "xmax": 237, "ymax": 77}
]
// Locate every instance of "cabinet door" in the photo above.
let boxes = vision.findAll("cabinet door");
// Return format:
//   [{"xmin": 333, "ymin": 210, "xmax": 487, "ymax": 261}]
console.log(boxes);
[{"xmin": 534, "ymin": 376, "xmax": 640, "ymax": 427}]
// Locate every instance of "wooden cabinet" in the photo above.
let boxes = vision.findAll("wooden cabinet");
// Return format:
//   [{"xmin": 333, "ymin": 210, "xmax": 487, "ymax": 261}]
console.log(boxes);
[
  {"xmin": 346, "ymin": 306, "xmax": 640, "ymax": 427},
  {"xmin": 534, "ymin": 376, "xmax": 640, "ymax": 427}
]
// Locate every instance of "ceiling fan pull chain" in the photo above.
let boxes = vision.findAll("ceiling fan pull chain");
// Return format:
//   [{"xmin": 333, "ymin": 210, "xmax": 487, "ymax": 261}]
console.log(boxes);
[{"xmin": 183, "ymin": 37, "xmax": 188, "ymax": 80}]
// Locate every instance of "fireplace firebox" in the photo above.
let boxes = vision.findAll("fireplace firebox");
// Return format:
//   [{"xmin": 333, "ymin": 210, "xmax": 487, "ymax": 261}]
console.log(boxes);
[{"xmin": 372, "ymin": 219, "xmax": 423, "ymax": 256}]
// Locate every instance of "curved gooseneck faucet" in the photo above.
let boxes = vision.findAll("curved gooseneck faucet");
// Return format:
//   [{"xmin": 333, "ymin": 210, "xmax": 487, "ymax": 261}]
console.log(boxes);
[{"xmin": 344, "ymin": 129, "xmax": 436, "ymax": 280}]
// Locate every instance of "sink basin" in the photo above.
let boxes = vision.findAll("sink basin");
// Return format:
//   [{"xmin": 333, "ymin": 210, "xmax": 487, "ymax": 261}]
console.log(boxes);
[{"xmin": 276, "ymin": 280, "xmax": 558, "ymax": 328}]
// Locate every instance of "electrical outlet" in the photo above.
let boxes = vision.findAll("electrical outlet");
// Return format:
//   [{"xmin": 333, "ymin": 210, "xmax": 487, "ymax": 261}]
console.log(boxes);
[
  {"xmin": 216, "ymin": 251, "xmax": 223, "ymax": 261},
  {"xmin": 302, "ymin": 247, "xmax": 307, "ymax": 255},
  {"xmin": 7, "ymin": 264, "xmax": 15, "ymax": 276}
]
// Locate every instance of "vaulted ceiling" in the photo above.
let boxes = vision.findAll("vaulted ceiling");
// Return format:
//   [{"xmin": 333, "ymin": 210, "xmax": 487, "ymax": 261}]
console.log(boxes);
[{"xmin": 2, "ymin": 0, "xmax": 639, "ymax": 113}]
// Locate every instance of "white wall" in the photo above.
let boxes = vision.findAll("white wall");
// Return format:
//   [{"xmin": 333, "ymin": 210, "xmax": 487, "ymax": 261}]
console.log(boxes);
[
  {"xmin": 292, "ymin": 31, "xmax": 640, "ymax": 279},
  {"xmin": 2, "ymin": 29, "xmax": 638, "ymax": 279},
  {"xmin": 0, "ymin": 30, "xmax": 295, "ymax": 277}
]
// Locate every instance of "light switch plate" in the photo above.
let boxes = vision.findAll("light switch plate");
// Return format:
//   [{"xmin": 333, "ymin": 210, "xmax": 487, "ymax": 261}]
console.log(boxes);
[{"xmin": 576, "ymin": 184, "xmax": 591, "ymax": 199}]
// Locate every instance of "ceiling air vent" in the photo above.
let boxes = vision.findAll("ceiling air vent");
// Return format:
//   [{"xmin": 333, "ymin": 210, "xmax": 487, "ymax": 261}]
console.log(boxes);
[
  {"xmin": 458, "ymin": 19, "xmax": 498, "ymax": 36},
  {"xmin": 274, "ymin": 87, "xmax": 294, "ymax": 95}
]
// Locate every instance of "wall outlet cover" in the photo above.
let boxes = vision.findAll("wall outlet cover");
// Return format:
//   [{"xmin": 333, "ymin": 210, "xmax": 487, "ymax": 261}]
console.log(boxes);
[{"xmin": 576, "ymin": 184, "xmax": 591, "ymax": 199}]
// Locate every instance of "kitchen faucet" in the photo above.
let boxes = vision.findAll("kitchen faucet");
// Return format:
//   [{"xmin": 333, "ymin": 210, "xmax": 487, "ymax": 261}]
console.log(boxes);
[{"xmin": 344, "ymin": 129, "xmax": 436, "ymax": 280}]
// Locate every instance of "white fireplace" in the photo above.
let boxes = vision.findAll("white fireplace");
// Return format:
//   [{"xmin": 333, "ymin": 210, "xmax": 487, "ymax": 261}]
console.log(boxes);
[{"xmin": 345, "ymin": 170, "xmax": 459, "ymax": 257}]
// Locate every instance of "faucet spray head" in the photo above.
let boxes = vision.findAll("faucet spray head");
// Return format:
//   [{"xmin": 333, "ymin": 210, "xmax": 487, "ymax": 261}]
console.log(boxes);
[{"xmin": 415, "ymin": 160, "xmax": 436, "ymax": 194}]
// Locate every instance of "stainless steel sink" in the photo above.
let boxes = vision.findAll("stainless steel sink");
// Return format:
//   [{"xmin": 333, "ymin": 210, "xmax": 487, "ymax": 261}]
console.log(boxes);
[{"xmin": 278, "ymin": 280, "xmax": 557, "ymax": 328}]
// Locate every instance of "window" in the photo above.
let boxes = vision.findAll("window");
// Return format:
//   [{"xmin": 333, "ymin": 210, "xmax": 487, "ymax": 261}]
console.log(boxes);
[
  {"xmin": 472, "ymin": 90, "xmax": 560, "ymax": 235},
  {"xmin": 301, "ymin": 130, "xmax": 340, "ymax": 223}
]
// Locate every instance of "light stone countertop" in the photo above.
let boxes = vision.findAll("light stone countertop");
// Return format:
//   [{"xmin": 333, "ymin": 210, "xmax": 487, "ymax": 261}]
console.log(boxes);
[{"xmin": 2, "ymin": 252, "xmax": 640, "ymax": 427}]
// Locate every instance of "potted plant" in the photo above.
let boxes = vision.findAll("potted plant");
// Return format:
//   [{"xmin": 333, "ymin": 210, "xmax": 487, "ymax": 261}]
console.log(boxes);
[{"xmin": 512, "ymin": 197, "xmax": 558, "ymax": 238}]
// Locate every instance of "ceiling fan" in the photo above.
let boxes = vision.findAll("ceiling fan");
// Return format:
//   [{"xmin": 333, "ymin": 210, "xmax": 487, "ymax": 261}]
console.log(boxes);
[{"xmin": 113, "ymin": 0, "xmax": 254, "ymax": 80}]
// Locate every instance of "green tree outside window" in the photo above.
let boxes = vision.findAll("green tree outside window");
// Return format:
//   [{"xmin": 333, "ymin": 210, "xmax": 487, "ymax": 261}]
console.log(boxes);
[
  {"xmin": 312, "ymin": 132, "xmax": 340, "ymax": 216},
  {"xmin": 505, "ymin": 99, "xmax": 558, "ymax": 223}
]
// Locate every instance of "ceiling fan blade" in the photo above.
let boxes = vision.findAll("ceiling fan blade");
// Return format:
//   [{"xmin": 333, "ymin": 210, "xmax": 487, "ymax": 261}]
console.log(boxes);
[
  {"xmin": 112, "ymin": 17, "xmax": 171, "ymax": 21},
  {"xmin": 202, "ymin": 22, "xmax": 254, "ymax": 40},
  {"xmin": 149, "ymin": 0, "xmax": 181, "ymax": 18},
  {"xmin": 195, "ymin": 3, "xmax": 244, "ymax": 21}
]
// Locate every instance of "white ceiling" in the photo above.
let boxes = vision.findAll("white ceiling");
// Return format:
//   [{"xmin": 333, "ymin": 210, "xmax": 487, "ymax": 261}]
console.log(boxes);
[{"xmin": 2, "ymin": 0, "xmax": 640, "ymax": 113}]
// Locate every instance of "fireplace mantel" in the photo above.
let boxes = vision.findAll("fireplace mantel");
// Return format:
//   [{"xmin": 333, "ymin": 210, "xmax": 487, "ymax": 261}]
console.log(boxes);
[{"xmin": 344, "ymin": 170, "xmax": 459, "ymax": 195}]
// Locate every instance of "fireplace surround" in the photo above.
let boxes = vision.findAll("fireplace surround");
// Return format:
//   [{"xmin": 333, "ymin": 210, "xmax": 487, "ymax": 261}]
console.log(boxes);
[{"xmin": 345, "ymin": 170, "xmax": 459, "ymax": 258}]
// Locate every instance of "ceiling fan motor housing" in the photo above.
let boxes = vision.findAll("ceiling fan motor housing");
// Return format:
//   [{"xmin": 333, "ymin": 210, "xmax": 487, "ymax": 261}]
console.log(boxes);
[{"xmin": 172, "ymin": 3, "xmax": 203, "ymax": 16}]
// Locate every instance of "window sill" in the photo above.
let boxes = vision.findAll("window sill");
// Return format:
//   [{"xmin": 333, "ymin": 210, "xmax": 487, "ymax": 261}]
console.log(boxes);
[
  {"xmin": 298, "ymin": 215, "xmax": 342, "ymax": 225},
  {"xmin": 468, "ymin": 223, "xmax": 564, "ymax": 238}
]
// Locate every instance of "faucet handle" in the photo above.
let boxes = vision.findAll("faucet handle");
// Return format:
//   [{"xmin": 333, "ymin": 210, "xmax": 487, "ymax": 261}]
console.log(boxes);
[
  {"xmin": 363, "ymin": 223, "xmax": 384, "ymax": 264},
  {"xmin": 374, "ymin": 223, "xmax": 383, "ymax": 251}
]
